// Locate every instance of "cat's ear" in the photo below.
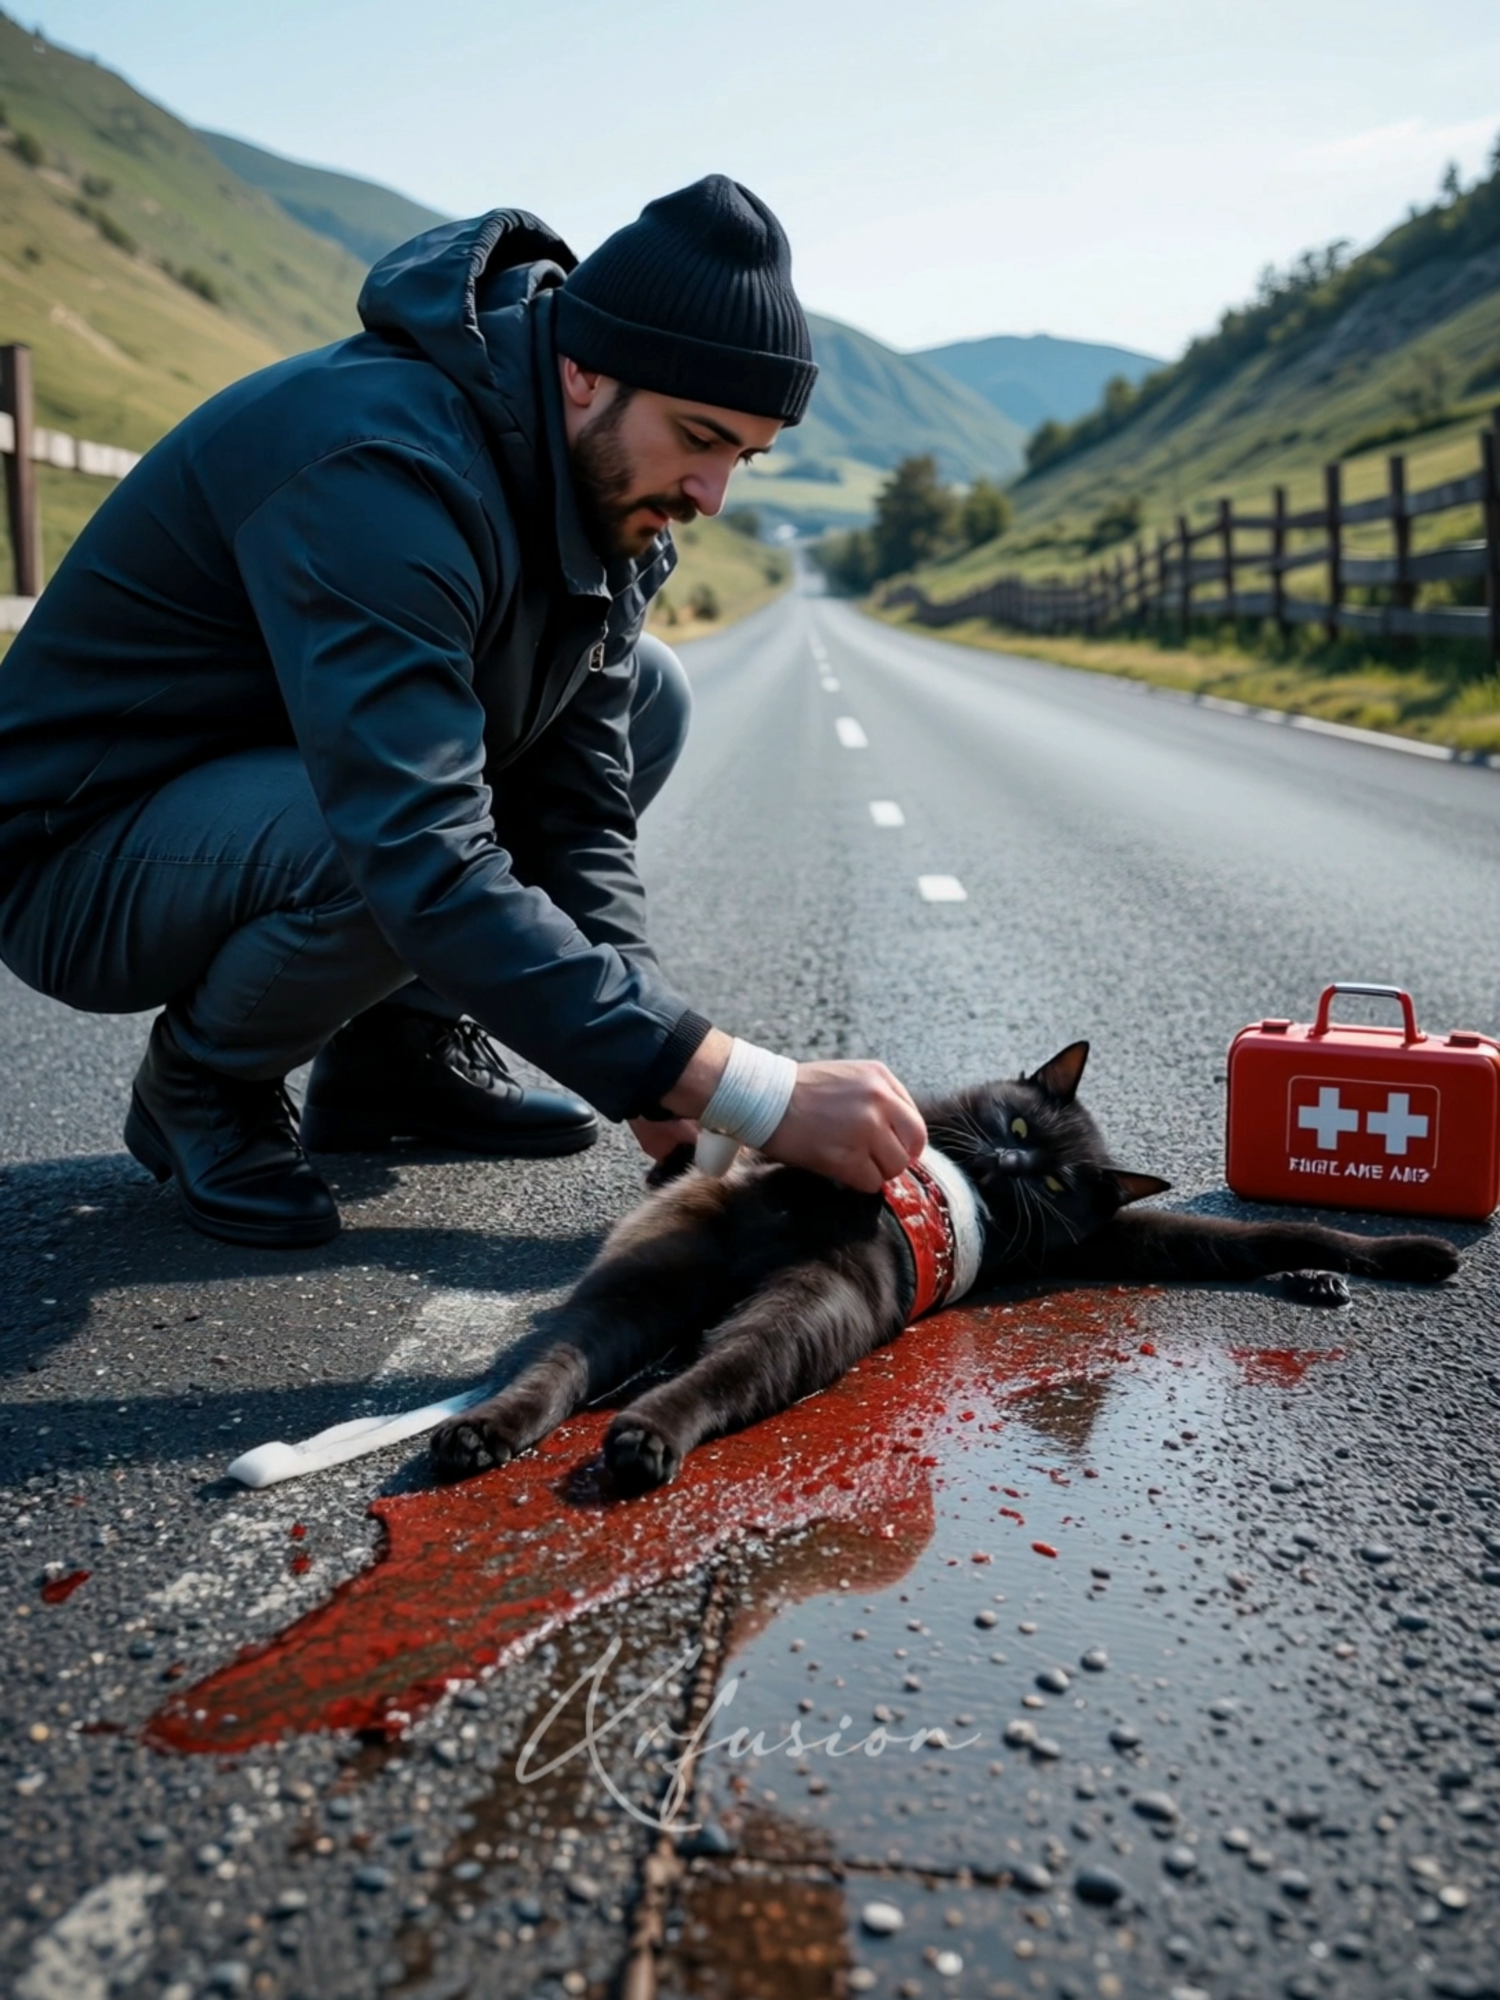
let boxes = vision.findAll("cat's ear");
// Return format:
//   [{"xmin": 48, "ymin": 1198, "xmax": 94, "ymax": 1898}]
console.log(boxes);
[
  {"xmin": 1110, "ymin": 1171, "xmax": 1172, "ymax": 1206},
  {"xmin": 1030, "ymin": 1041, "xmax": 1090, "ymax": 1103}
]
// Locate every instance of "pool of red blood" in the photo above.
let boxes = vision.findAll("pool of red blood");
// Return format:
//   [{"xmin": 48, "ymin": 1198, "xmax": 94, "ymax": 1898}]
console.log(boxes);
[{"xmin": 144, "ymin": 1291, "xmax": 1337, "ymax": 1755}]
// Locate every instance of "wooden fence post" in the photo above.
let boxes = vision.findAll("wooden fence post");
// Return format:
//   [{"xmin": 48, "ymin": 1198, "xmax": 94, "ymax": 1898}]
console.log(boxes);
[
  {"xmin": 1155, "ymin": 533, "xmax": 1169, "ymax": 627},
  {"xmin": 1483, "ymin": 420, "xmax": 1500, "ymax": 673},
  {"xmin": 1177, "ymin": 515, "xmax": 1192, "ymax": 633},
  {"xmin": 0, "ymin": 343, "xmax": 41, "ymax": 598},
  {"xmin": 1388, "ymin": 453, "xmax": 1412, "ymax": 612},
  {"xmin": 1271, "ymin": 484, "xmax": 1288, "ymax": 645},
  {"xmin": 1218, "ymin": 497, "xmax": 1235, "ymax": 621},
  {"xmin": 1324, "ymin": 460, "xmax": 1343, "ymax": 646}
]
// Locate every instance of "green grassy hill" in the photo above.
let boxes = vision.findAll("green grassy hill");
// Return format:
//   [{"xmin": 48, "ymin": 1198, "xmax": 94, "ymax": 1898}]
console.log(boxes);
[
  {"xmin": 906, "ymin": 147, "xmax": 1500, "ymax": 602},
  {"xmin": 197, "ymin": 130, "xmax": 447, "ymax": 268},
  {"xmin": 917, "ymin": 331, "xmax": 1162, "ymax": 431},
  {"xmin": 797, "ymin": 313, "xmax": 1024, "ymax": 482}
]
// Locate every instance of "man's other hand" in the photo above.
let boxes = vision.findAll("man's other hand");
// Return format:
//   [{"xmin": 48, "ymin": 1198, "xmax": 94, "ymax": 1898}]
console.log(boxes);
[
  {"xmin": 760, "ymin": 1060, "xmax": 925, "ymax": 1192},
  {"xmin": 630, "ymin": 1115, "xmax": 700, "ymax": 1164}
]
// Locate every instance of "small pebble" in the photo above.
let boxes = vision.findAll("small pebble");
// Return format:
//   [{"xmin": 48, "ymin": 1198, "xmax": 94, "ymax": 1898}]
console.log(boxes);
[
  {"xmin": 861, "ymin": 1899, "xmax": 904, "ymax": 1936},
  {"xmin": 1163, "ymin": 1844, "xmax": 1197, "ymax": 1877},
  {"xmin": 1003, "ymin": 1719, "xmax": 1036, "ymax": 1747},
  {"xmin": 354, "ymin": 1865, "xmax": 391, "ymax": 1893},
  {"xmin": 513, "ymin": 1895, "xmax": 543, "ymax": 1924},
  {"xmin": 565, "ymin": 1873, "xmax": 600, "ymax": 1904},
  {"xmin": 1109, "ymin": 1724, "xmax": 1142, "ymax": 1751},
  {"xmin": 849, "ymin": 1974, "xmax": 877, "ymax": 1994},
  {"xmin": 974, "ymin": 1610, "xmax": 997, "ymax": 1628},
  {"xmin": 678, "ymin": 1821, "xmax": 736, "ymax": 1858},
  {"xmin": 1031, "ymin": 1736, "xmax": 1062, "ymax": 1760},
  {"xmin": 1279, "ymin": 1868, "xmax": 1312, "ymax": 1899},
  {"xmin": 206, "ymin": 1967, "xmax": 250, "ymax": 1997},
  {"xmin": 1222, "ymin": 1826, "xmax": 1252, "ymax": 1851},
  {"xmin": 1439, "ymin": 1884, "xmax": 1471, "ymax": 1911},
  {"xmin": 271, "ymin": 1889, "xmax": 309, "ymax": 1918},
  {"xmin": 933, "ymin": 1949, "xmax": 963, "ymax": 1975},
  {"xmin": 1011, "ymin": 1861, "xmax": 1053, "ymax": 1893},
  {"xmin": 1074, "ymin": 1865, "xmax": 1126, "ymax": 1906},
  {"xmin": 1079, "ymin": 1647, "xmax": 1108, "ymax": 1672},
  {"xmin": 1133, "ymin": 1791, "xmax": 1179, "ymax": 1824},
  {"xmin": 1036, "ymin": 1667, "xmax": 1070, "ymax": 1694},
  {"xmin": 1359, "ymin": 1543, "xmax": 1395, "ymax": 1564}
]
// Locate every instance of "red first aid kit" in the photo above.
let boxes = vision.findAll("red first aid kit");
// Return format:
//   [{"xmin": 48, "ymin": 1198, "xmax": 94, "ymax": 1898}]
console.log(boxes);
[{"xmin": 1226, "ymin": 983, "xmax": 1500, "ymax": 1222}]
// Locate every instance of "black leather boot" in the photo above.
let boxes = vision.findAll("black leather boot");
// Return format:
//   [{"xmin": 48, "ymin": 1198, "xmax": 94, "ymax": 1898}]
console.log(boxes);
[
  {"xmin": 124, "ymin": 1015, "xmax": 339, "ymax": 1247},
  {"xmin": 300, "ymin": 1004, "xmax": 598, "ymax": 1157}
]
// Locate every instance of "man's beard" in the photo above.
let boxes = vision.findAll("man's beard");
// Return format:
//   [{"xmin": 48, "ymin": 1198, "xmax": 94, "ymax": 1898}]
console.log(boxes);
[{"xmin": 569, "ymin": 395, "xmax": 697, "ymax": 559}]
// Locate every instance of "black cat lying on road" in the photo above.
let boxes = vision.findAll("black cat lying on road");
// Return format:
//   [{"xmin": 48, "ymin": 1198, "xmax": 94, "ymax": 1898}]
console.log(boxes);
[{"xmin": 431, "ymin": 1042, "xmax": 1458, "ymax": 1492}]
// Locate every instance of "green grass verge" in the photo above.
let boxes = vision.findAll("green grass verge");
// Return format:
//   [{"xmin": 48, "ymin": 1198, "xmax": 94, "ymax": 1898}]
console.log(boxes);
[
  {"xmin": 871, "ymin": 601, "xmax": 1500, "ymax": 755},
  {"xmin": 648, "ymin": 518, "xmax": 792, "ymax": 643}
]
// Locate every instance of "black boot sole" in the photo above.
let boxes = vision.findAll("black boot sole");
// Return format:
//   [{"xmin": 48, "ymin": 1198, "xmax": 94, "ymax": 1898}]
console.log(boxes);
[
  {"xmin": 299, "ymin": 1101, "xmax": 598, "ymax": 1158},
  {"xmin": 124, "ymin": 1095, "xmax": 341, "ymax": 1249}
]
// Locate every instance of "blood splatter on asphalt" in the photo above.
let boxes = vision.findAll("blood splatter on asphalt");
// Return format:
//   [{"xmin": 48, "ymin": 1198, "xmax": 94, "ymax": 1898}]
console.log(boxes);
[{"xmin": 146, "ymin": 1289, "xmax": 1158, "ymax": 1753}]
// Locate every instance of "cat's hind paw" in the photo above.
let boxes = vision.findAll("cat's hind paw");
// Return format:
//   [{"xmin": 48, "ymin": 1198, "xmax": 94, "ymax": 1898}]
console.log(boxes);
[
  {"xmin": 1278, "ymin": 1269, "xmax": 1352, "ymax": 1307},
  {"xmin": 1373, "ymin": 1236, "xmax": 1460, "ymax": 1285},
  {"xmin": 430, "ymin": 1407, "xmax": 516, "ymax": 1481},
  {"xmin": 606, "ymin": 1420, "xmax": 681, "ymax": 1493}
]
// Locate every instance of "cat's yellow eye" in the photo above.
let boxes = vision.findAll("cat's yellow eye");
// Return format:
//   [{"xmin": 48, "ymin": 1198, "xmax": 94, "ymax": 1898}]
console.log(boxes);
[
  {"xmin": 1044, "ymin": 1175, "xmax": 1064, "ymax": 1193},
  {"xmin": 1010, "ymin": 1117, "xmax": 1028, "ymax": 1139}
]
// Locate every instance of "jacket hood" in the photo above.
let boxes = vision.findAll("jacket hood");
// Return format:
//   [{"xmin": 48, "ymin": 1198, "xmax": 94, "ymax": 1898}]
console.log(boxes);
[{"xmin": 358, "ymin": 209, "xmax": 578, "ymax": 436}]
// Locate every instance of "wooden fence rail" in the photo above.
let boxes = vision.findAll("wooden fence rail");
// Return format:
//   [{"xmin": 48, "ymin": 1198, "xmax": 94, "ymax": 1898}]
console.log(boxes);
[
  {"xmin": 1, "ymin": 340, "xmax": 141, "ymax": 616},
  {"xmin": 887, "ymin": 409, "xmax": 1500, "ymax": 669}
]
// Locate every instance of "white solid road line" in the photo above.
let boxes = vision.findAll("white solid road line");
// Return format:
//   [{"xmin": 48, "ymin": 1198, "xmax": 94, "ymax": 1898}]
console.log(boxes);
[
  {"xmin": 868, "ymin": 800, "xmax": 906, "ymax": 827},
  {"xmin": 835, "ymin": 716, "xmax": 869, "ymax": 748},
  {"xmin": 918, "ymin": 874, "xmax": 968, "ymax": 902}
]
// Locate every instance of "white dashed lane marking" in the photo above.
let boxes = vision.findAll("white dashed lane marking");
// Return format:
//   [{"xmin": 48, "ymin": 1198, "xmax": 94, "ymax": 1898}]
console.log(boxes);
[
  {"xmin": 868, "ymin": 800, "xmax": 906, "ymax": 827},
  {"xmin": 918, "ymin": 874, "xmax": 968, "ymax": 902},
  {"xmin": 835, "ymin": 716, "xmax": 869, "ymax": 749},
  {"xmin": 820, "ymin": 676, "xmax": 841, "ymax": 692}
]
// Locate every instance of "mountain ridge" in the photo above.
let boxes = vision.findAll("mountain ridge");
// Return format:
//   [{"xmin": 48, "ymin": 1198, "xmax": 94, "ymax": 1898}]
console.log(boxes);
[{"xmin": 917, "ymin": 331, "xmax": 1162, "ymax": 431}]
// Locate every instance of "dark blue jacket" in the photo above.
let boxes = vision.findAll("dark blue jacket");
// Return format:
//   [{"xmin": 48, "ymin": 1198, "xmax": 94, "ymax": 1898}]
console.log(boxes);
[{"xmin": 0, "ymin": 211, "xmax": 709, "ymax": 1119}]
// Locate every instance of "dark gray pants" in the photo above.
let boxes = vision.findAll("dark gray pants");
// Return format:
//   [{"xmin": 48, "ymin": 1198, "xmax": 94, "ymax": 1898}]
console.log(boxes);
[{"xmin": 0, "ymin": 637, "xmax": 691, "ymax": 1081}]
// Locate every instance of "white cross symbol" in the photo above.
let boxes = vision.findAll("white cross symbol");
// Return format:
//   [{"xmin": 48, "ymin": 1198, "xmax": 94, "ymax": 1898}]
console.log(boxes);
[
  {"xmin": 1365, "ymin": 1091, "xmax": 1430, "ymax": 1157},
  {"xmin": 1297, "ymin": 1086, "xmax": 1361, "ymax": 1151}
]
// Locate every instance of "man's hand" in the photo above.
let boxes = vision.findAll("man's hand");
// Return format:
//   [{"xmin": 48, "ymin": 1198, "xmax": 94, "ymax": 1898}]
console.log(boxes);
[
  {"xmin": 662, "ymin": 1029, "xmax": 925, "ymax": 1192},
  {"xmin": 629, "ymin": 1115, "xmax": 700, "ymax": 1164},
  {"xmin": 759, "ymin": 1059, "xmax": 926, "ymax": 1192}
]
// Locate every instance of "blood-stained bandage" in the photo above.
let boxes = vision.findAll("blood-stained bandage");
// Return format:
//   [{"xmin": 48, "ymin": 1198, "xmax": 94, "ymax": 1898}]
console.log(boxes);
[{"xmin": 884, "ymin": 1145, "xmax": 986, "ymax": 1320}]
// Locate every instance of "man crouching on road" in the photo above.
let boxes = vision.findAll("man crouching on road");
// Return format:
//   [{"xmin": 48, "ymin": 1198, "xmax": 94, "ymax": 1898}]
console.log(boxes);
[{"xmin": 0, "ymin": 176, "xmax": 925, "ymax": 1248}]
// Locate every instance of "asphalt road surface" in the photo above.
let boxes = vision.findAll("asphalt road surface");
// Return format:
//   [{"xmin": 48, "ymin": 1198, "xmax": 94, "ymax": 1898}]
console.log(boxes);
[{"xmin": 5, "ymin": 572, "xmax": 1500, "ymax": 2000}]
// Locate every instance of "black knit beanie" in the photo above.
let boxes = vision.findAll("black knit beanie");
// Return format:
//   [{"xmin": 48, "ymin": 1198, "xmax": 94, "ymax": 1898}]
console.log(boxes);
[{"xmin": 554, "ymin": 175, "xmax": 817, "ymax": 425}]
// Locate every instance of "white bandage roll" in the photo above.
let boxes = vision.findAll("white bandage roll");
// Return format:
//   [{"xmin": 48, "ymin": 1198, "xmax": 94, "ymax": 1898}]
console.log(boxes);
[{"xmin": 699, "ymin": 1037, "xmax": 797, "ymax": 1150}]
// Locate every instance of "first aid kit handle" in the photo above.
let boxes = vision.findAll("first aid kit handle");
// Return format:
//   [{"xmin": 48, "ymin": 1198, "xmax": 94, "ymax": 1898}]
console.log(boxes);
[{"xmin": 1311, "ymin": 983, "xmax": 1421, "ymax": 1043}]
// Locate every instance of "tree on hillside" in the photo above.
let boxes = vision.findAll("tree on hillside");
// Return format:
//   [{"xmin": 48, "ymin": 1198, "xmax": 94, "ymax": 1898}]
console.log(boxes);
[
  {"xmin": 960, "ymin": 478, "xmax": 1012, "ymax": 548},
  {"xmin": 871, "ymin": 456, "xmax": 956, "ymax": 575}
]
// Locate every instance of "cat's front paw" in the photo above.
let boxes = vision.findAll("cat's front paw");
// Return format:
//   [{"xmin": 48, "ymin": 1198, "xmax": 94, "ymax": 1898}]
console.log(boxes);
[
  {"xmin": 1374, "ymin": 1236, "xmax": 1460, "ymax": 1285},
  {"xmin": 605, "ymin": 1420, "xmax": 681, "ymax": 1493},
  {"xmin": 430, "ymin": 1406, "xmax": 517, "ymax": 1480}
]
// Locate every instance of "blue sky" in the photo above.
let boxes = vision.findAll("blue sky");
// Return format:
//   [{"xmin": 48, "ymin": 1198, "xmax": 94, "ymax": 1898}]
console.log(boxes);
[{"xmin": 24, "ymin": 0, "xmax": 1500, "ymax": 359}]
